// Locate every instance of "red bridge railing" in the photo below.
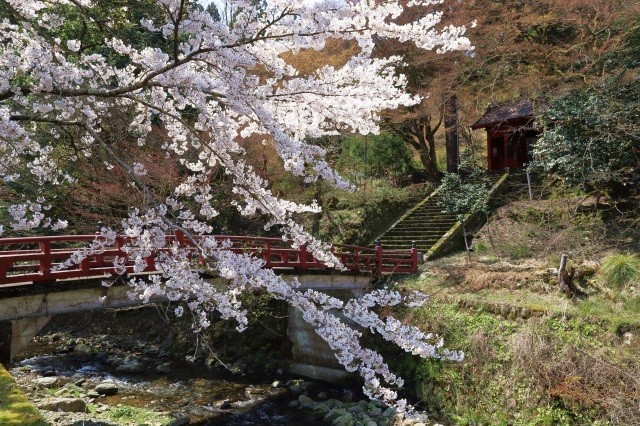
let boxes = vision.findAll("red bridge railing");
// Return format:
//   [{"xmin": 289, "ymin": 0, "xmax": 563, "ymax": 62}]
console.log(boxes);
[{"xmin": 0, "ymin": 234, "xmax": 418, "ymax": 285}]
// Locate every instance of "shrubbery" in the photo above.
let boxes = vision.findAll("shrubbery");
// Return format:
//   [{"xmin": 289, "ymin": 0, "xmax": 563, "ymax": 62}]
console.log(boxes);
[{"xmin": 600, "ymin": 253, "xmax": 640, "ymax": 290}]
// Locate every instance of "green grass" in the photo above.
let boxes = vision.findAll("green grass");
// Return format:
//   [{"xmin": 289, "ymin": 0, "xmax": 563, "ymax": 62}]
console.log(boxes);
[
  {"xmin": 0, "ymin": 365, "xmax": 46, "ymax": 426},
  {"xmin": 108, "ymin": 404, "xmax": 173, "ymax": 424},
  {"xmin": 600, "ymin": 252, "xmax": 640, "ymax": 289},
  {"xmin": 385, "ymin": 294, "xmax": 627, "ymax": 425},
  {"xmin": 386, "ymin": 255, "xmax": 640, "ymax": 424},
  {"xmin": 505, "ymin": 243, "xmax": 532, "ymax": 259},
  {"xmin": 474, "ymin": 240, "xmax": 489, "ymax": 253}
]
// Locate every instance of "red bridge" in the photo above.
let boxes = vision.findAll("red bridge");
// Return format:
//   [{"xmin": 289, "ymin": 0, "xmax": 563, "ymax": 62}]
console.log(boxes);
[
  {"xmin": 0, "ymin": 234, "xmax": 418, "ymax": 286},
  {"xmin": 0, "ymin": 234, "xmax": 418, "ymax": 364}
]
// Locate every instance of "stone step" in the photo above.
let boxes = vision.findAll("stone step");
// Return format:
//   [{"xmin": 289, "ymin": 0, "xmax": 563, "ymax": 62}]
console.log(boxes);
[
  {"xmin": 407, "ymin": 212, "xmax": 455, "ymax": 217},
  {"xmin": 381, "ymin": 235, "xmax": 442, "ymax": 245},
  {"xmin": 381, "ymin": 237, "xmax": 442, "ymax": 243},
  {"xmin": 398, "ymin": 217, "xmax": 457, "ymax": 222},
  {"xmin": 384, "ymin": 229, "xmax": 450, "ymax": 235},
  {"xmin": 383, "ymin": 245, "xmax": 435, "ymax": 251},
  {"xmin": 389, "ymin": 229, "xmax": 451, "ymax": 235},
  {"xmin": 398, "ymin": 218, "xmax": 457, "ymax": 222},
  {"xmin": 383, "ymin": 236, "xmax": 445, "ymax": 242},
  {"xmin": 392, "ymin": 223, "xmax": 456, "ymax": 229},
  {"xmin": 405, "ymin": 210, "xmax": 453, "ymax": 216},
  {"xmin": 401, "ymin": 217, "xmax": 457, "ymax": 223},
  {"xmin": 383, "ymin": 229, "xmax": 449, "ymax": 235},
  {"xmin": 381, "ymin": 240, "xmax": 440, "ymax": 247}
]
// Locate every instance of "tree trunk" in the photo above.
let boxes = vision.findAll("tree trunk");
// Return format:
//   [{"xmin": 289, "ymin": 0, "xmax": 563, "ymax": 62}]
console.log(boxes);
[
  {"xmin": 418, "ymin": 144, "xmax": 439, "ymax": 181},
  {"xmin": 385, "ymin": 115, "xmax": 442, "ymax": 182},
  {"xmin": 444, "ymin": 94, "xmax": 459, "ymax": 173}
]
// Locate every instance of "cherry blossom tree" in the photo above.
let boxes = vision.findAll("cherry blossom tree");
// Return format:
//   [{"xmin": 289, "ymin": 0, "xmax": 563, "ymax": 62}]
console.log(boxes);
[{"xmin": 0, "ymin": 0, "xmax": 472, "ymax": 412}]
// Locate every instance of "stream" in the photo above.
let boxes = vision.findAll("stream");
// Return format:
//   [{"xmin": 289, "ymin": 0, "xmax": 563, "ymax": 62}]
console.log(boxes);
[{"xmin": 7, "ymin": 308, "xmax": 402, "ymax": 425}]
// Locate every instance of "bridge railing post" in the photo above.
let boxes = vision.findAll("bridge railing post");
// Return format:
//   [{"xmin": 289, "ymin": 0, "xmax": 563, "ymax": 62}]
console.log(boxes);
[
  {"xmin": 115, "ymin": 236, "xmax": 124, "ymax": 253},
  {"xmin": 411, "ymin": 241, "xmax": 418, "ymax": 273},
  {"xmin": 39, "ymin": 240, "xmax": 52, "ymax": 281},
  {"xmin": 375, "ymin": 237, "xmax": 382, "ymax": 272},
  {"xmin": 263, "ymin": 240, "xmax": 271, "ymax": 268},
  {"xmin": 353, "ymin": 247, "xmax": 360, "ymax": 272},
  {"xmin": 173, "ymin": 227, "xmax": 187, "ymax": 246},
  {"xmin": 91, "ymin": 221, "xmax": 103, "ymax": 268},
  {"xmin": 299, "ymin": 244, "xmax": 307, "ymax": 269}
]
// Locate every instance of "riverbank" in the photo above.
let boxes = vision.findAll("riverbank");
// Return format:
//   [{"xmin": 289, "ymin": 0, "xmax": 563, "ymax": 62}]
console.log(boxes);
[{"xmin": 0, "ymin": 362, "xmax": 44, "ymax": 425}]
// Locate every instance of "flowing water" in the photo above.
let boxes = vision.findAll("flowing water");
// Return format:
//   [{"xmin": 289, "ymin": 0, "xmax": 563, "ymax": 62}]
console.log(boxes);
[{"xmin": 10, "ymin": 337, "xmax": 352, "ymax": 425}]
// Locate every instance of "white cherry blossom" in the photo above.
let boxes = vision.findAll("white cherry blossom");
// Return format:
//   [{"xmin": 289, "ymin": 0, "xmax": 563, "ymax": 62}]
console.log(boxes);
[{"xmin": 0, "ymin": 0, "xmax": 474, "ymax": 415}]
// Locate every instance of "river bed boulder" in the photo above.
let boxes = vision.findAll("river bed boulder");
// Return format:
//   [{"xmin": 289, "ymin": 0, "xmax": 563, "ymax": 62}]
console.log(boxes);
[
  {"xmin": 298, "ymin": 394, "xmax": 315, "ymax": 408},
  {"xmin": 73, "ymin": 343, "xmax": 92, "ymax": 355},
  {"xmin": 38, "ymin": 397, "xmax": 88, "ymax": 413},
  {"xmin": 94, "ymin": 381, "xmax": 118, "ymax": 395},
  {"xmin": 116, "ymin": 355, "xmax": 145, "ymax": 373},
  {"xmin": 33, "ymin": 377, "xmax": 59, "ymax": 388},
  {"xmin": 156, "ymin": 362, "xmax": 172, "ymax": 373}
]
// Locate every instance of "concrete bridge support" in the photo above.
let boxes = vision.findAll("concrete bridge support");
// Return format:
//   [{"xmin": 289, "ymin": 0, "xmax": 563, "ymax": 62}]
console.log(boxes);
[
  {"xmin": 283, "ymin": 274, "xmax": 371, "ymax": 384},
  {"xmin": 0, "ymin": 321, "xmax": 11, "ymax": 364},
  {"xmin": 287, "ymin": 304, "xmax": 359, "ymax": 386},
  {"xmin": 0, "ymin": 317, "xmax": 52, "ymax": 364}
]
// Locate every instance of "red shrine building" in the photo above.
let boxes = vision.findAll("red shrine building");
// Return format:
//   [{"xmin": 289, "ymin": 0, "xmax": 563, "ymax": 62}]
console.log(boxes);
[{"xmin": 471, "ymin": 99, "xmax": 541, "ymax": 171}]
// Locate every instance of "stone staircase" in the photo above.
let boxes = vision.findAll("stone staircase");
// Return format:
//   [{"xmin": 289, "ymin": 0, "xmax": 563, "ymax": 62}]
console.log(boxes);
[{"xmin": 375, "ymin": 171, "xmax": 508, "ymax": 255}]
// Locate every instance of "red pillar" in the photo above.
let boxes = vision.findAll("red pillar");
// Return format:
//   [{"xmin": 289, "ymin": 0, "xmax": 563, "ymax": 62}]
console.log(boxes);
[
  {"xmin": 486, "ymin": 130, "xmax": 493, "ymax": 170},
  {"xmin": 375, "ymin": 238, "xmax": 382, "ymax": 272},
  {"xmin": 411, "ymin": 241, "xmax": 418, "ymax": 273},
  {"xmin": 39, "ymin": 240, "xmax": 51, "ymax": 281}
]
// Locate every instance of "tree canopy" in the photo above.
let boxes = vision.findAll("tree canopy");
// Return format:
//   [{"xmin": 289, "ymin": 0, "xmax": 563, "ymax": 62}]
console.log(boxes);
[
  {"xmin": 0, "ymin": 0, "xmax": 473, "ymax": 411},
  {"xmin": 533, "ymin": 75, "xmax": 640, "ymax": 193}
]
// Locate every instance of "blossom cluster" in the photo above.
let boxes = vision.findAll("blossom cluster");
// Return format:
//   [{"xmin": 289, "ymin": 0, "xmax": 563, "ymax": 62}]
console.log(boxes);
[{"xmin": 0, "ymin": 0, "xmax": 473, "ymax": 414}]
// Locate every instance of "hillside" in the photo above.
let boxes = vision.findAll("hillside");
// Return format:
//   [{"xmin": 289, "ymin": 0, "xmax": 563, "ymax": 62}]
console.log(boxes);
[{"xmin": 373, "ymin": 176, "xmax": 640, "ymax": 425}]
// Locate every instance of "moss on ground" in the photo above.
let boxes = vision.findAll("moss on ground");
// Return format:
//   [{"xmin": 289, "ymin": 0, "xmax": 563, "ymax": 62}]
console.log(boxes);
[
  {"xmin": 380, "ymin": 252, "xmax": 640, "ymax": 425},
  {"xmin": 0, "ymin": 364, "xmax": 45, "ymax": 426}
]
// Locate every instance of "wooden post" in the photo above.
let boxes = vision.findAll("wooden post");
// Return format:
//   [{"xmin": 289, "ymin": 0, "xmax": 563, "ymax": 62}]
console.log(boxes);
[
  {"xmin": 115, "ymin": 236, "xmax": 124, "ymax": 254},
  {"xmin": 79, "ymin": 255, "xmax": 90, "ymax": 272},
  {"xmin": 263, "ymin": 240, "xmax": 271, "ymax": 268},
  {"xmin": 93, "ymin": 221, "xmax": 104, "ymax": 267},
  {"xmin": 487, "ymin": 131, "xmax": 493, "ymax": 170},
  {"xmin": 173, "ymin": 228, "xmax": 186, "ymax": 246},
  {"xmin": 558, "ymin": 253, "xmax": 577, "ymax": 298},
  {"xmin": 39, "ymin": 240, "xmax": 51, "ymax": 281},
  {"xmin": 375, "ymin": 237, "xmax": 383, "ymax": 272},
  {"xmin": 144, "ymin": 255, "xmax": 156, "ymax": 272},
  {"xmin": 411, "ymin": 241, "xmax": 418, "ymax": 273},
  {"xmin": 462, "ymin": 227, "xmax": 472, "ymax": 263},
  {"xmin": 526, "ymin": 170, "xmax": 533, "ymax": 200},
  {"xmin": 299, "ymin": 244, "xmax": 307, "ymax": 269}
]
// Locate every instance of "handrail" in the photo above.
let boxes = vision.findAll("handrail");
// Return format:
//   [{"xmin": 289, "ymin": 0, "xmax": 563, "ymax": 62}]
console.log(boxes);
[{"xmin": 0, "ymin": 233, "xmax": 418, "ymax": 285}]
